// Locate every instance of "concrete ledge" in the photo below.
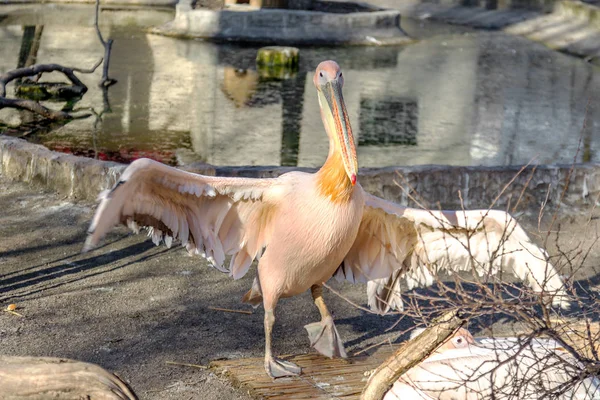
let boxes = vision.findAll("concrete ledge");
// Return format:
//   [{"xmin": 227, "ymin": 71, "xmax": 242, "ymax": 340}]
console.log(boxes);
[
  {"xmin": 556, "ymin": 0, "xmax": 600, "ymax": 30},
  {"xmin": 1, "ymin": 0, "xmax": 175, "ymax": 6},
  {"xmin": 2, "ymin": 135, "xmax": 599, "ymax": 211},
  {"xmin": 0, "ymin": 136, "xmax": 126, "ymax": 202},
  {"xmin": 497, "ymin": 0, "xmax": 600, "ymax": 61},
  {"xmin": 152, "ymin": 6, "xmax": 411, "ymax": 45},
  {"xmin": 384, "ymin": 0, "xmax": 599, "ymax": 61}
]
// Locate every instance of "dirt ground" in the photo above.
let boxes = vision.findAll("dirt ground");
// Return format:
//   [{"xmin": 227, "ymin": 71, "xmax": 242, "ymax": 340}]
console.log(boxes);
[
  {"xmin": 0, "ymin": 176, "xmax": 598, "ymax": 399},
  {"xmin": 0, "ymin": 177, "xmax": 405, "ymax": 399}
]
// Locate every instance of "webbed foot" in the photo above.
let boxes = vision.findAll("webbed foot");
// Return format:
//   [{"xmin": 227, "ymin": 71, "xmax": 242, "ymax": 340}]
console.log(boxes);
[
  {"xmin": 304, "ymin": 316, "xmax": 347, "ymax": 358},
  {"xmin": 264, "ymin": 357, "xmax": 302, "ymax": 378}
]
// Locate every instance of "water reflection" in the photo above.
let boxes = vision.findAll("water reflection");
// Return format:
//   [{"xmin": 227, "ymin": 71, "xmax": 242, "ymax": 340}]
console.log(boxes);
[
  {"xmin": 0, "ymin": 5, "xmax": 598, "ymax": 167},
  {"xmin": 358, "ymin": 97, "xmax": 418, "ymax": 146}
]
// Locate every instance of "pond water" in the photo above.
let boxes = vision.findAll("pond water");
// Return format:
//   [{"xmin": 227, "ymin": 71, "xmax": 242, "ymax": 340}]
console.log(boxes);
[{"xmin": 0, "ymin": 5, "xmax": 599, "ymax": 167}]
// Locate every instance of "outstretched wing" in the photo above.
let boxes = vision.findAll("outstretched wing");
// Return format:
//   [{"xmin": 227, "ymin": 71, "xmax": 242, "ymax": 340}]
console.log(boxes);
[
  {"xmin": 336, "ymin": 192, "xmax": 568, "ymax": 313},
  {"xmin": 84, "ymin": 158, "xmax": 282, "ymax": 280}
]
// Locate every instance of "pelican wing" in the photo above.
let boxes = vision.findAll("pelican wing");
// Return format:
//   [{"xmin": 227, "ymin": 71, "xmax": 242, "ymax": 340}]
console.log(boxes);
[
  {"xmin": 84, "ymin": 158, "xmax": 281, "ymax": 280},
  {"xmin": 336, "ymin": 192, "xmax": 567, "ymax": 313},
  {"xmin": 394, "ymin": 343, "xmax": 600, "ymax": 399}
]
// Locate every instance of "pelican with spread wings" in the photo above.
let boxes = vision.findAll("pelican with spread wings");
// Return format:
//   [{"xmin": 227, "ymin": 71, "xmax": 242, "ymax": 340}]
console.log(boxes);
[{"xmin": 84, "ymin": 60, "xmax": 567, "ymax": 378}]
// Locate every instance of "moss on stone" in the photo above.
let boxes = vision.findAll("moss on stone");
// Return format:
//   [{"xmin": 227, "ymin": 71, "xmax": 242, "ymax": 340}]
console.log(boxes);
[
  {"xmin": 15, "ymin": 83, "xmax": 85, "ymax": 102},
  {"xmin": 256, "ymin": 46, "xmax": 299, "ymax": 79}
]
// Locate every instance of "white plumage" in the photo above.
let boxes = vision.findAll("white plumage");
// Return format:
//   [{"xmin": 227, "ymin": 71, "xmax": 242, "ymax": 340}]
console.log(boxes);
[
  {"xmin": 385, "ymin": 329, "xmax": 600, "ymax": 400},
  {"xmin": 341, "ymin": 194, "xmax": 569, "ymax": 313}
]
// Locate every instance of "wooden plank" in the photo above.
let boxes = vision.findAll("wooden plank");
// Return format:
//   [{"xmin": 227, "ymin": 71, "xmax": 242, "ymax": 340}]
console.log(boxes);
[
  {"xmin": 211, "ymin": 322, "xmax": 600, "ymax": 400},
  {"xmin": 210, "ymin": 346, "xmax": 398, "ymax": 400}
]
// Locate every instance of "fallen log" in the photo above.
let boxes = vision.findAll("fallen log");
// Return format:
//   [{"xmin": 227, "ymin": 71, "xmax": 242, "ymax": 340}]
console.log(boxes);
[{"xmin": 0, "ymin": 355, "xmax": 138, "ymax": 400}]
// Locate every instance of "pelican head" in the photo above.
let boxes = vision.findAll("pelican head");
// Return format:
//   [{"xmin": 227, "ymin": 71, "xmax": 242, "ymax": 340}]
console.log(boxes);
[{"xmin": 314, "ymin": 60, "xmax": 358, "ymax": 186}]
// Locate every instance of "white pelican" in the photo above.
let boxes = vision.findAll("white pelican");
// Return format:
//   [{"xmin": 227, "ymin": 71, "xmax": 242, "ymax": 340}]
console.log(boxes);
[
  {"xmin": 384, "ymin": 328, "xmax": 600, "ymax": 399},
  {"xmin": 84, "ymin": 60, "xmax": 568, "ymax": 378}
]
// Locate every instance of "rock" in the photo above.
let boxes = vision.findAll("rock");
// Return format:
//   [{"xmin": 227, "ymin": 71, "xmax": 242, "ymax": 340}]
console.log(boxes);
[
  {"xmin": 15, "ymin": 82, "xmax": 86, "ymax": 101},
  {"xmin": 256, "ymin": 46, "xmax": 299, "ymax": 80}
]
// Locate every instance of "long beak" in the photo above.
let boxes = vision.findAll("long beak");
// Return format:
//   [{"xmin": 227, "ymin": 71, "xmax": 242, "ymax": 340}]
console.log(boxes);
[{"xmin": 319, "ymin": 80, "xmax": 358, "ymax": 185}]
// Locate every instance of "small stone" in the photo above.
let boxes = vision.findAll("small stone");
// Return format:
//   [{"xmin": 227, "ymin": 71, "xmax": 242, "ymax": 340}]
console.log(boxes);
[
  {"xmin": 6, "ymin": 304, "xmax": 17, "ymax": 311},
  {"xmin": 256, "ymin": 46, "xmax": 299, "ymax": 80}
]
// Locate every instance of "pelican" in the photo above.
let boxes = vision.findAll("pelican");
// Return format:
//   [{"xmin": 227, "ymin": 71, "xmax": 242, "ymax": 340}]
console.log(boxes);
[
  {"xmin": 384, "ymin": 328, "xmax": 600, "ymax": 399},
  {"xmin": 84, "ymin": 60, "xmax": 568, "ymax": 378}
]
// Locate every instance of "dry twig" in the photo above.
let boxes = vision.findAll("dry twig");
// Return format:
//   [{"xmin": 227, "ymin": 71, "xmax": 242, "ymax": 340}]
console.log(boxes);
[
  {"xmin": 207, "ymin": 306, "xmax": 252, "ymax": 315},
  {"xmin": 165, "ymin": 361, "xmax": 208, "ymax": 369}
]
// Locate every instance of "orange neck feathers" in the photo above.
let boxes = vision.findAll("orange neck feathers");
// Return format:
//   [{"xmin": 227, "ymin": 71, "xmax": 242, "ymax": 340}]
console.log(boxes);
[{"xmin": 317, "ymin": 150, "xmax": 354, "ymax": 203}]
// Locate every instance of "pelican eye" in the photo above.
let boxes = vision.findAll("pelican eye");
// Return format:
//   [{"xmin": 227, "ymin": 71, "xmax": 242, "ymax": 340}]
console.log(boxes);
[
  {"xmin": 452, "ymin": 336, "xmax": 468, "ymax": 348},
  {"xmin": 319, "ymin": 72, "xmax": 323, "ymax": 78}
]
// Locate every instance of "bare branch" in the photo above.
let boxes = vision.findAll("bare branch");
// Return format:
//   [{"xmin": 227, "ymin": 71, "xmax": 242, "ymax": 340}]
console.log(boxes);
[
  {"xmin": 0, "ymin": 61, "xmax": 101, "ymax": 97},
  {"xmin": 0, "ymin": 97, "xmax": 71, "ymax": 120},
  {"xmin": 0, "ymin": 60, "xmax": 100, "ymax": 120},
  {"xmin": 95, "ymin": 0, "xmax": 117, "ymax": 87},
  {"xmin": 361, "ymin": 311, "xmax": 465, "ymax": 400}
]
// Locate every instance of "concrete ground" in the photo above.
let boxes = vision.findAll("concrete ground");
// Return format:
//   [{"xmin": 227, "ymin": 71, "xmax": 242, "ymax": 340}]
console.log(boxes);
[
  {"xmin": 1, "ymin": 175, "xmax": 599, "ymax": 399},
  {"xmin": 337, "ymin": 0, "xmax": 600, "ymax": 62}
]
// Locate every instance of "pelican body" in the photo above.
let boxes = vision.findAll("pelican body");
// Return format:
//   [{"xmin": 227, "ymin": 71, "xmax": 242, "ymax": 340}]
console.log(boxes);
[
  {"xmin": 385, "ymin": 329, "xmax": 600, "ymax": 400},
  {"xmin": 85, "ymin": 61, "xmax": 568, "ymax": 378}
]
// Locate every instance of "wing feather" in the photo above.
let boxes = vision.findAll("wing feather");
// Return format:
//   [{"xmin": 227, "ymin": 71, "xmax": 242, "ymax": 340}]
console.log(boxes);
[
  {"xmin": 339, "ymin": 192, "xmax": 568, "ymax": 313},
  {"xmin": 84, "ymin": 158, "xmax": 280, "ymax": 280}
]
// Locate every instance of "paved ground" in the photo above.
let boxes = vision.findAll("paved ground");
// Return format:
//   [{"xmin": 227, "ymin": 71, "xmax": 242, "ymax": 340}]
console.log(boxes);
[{"xmin": 0, "ymin": 175, "xmax": 599, "ymax": 399}]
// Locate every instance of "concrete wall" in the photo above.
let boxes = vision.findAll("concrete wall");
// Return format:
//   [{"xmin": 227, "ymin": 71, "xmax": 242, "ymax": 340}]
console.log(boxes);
[
  {"xmin": 161, "ymin": 7, "xmax": 410, "ymax": 45},
  {"xmin": 2, "ymin": 134, "xmax": 599, "ymax": 212}
]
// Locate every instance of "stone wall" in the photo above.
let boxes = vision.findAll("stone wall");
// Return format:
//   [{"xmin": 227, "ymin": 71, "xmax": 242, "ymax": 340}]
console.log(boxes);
[
  {"xmin": 0, "ymin": 136, "xmax": 125, "ymax": 201},
  {"xmin": 156, "ymin": 5, "xmax": 410, "ymax": 45},
  {"xmin": 2, "ymin": 135, "xmax": 598, "ymax": 212}
]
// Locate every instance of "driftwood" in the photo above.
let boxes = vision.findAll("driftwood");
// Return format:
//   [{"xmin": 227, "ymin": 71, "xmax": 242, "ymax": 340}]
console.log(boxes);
[
  {"xmin": 0, "ymin": 355, "xmax": 138, "ymax": 400},
  {"xmin": 361, "ymin": 311, "xmax": 465, "ymax": 400},
  {"xmin": 0, "ymin": 60, "xmax": 101, "ymax": 120},
  {"xmin": 0, "ymin": 61, "xmax": 100, "ymax": 98},
  {"xmin": 0, "ymin": 97, "xmax": 72, "ymax": 120}
]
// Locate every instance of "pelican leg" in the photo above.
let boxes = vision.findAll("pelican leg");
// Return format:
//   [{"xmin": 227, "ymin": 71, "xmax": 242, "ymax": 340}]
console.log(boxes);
[
  {"xmin": 242, "ymin": 277, "xmax": 263, "ymax": 308},
  {"xmin": 304, "ymin": 284, "xmax": 347, "ymax": 358},
  {"xmin": 264, "ymin": 309, "xmax": 302, "ymax": 378}
]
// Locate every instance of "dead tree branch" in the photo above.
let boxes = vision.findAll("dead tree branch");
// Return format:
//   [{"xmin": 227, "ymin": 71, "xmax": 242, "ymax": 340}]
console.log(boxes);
[
  {"xmin": 0, "ymin": 97, "xmax": 71, "ymax": 120},
  {"xmin": 0, "ymin": 60, "xmax": 101, "ymax": 120},
  {"xmin": 0, "ymin": 60, "xmax": 101, "ymax": 98},
  {"xmin": 95, "ymin": 0, "xmax": 117, "ymax": 87}
]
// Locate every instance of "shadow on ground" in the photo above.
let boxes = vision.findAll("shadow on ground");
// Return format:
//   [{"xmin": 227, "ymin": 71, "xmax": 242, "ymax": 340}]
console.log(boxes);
[{"xmin": 0, "ymin": 177, "xmax": 598, "ymax": 399}]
